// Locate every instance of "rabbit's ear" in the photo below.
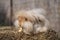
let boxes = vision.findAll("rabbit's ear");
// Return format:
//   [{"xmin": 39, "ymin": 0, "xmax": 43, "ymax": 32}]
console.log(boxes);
[
  {"xmin": 38, "ymin": 15, "xmax": 49, "ymax": 28},
  {"xmin": 33, "ymin": 15, "xmax": 49, "ymax": 33}
]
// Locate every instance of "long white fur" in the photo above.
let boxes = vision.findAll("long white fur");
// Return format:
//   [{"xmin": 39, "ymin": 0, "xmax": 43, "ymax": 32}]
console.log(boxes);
[
  {"xmin": 27, "ymin": 9, "xmax": 49, "ymax": 34},
  {"xmin": 14, "ymin": 19, "xmax": 20, "ymax": 29},
  {"xmin": 22, "ymin": 21, "xmax": 33, "ymax": 34},
  {"xmin": 14, "ymin": 8, "xmax": 49, "ymax": 34}
]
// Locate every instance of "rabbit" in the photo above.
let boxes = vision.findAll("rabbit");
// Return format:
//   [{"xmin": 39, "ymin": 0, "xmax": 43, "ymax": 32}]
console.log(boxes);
[{"xmin": 13, "ymin": 8, "xmax": 49, "ymax": 35}]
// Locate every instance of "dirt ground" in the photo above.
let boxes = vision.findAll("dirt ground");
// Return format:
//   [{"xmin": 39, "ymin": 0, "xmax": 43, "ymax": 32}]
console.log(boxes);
[{"xmin": 0, "ymin": 26, "xmax": 59, "ymax": 40}]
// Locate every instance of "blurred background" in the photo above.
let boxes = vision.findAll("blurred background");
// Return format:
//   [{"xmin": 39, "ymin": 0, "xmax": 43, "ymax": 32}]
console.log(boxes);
[{"xmin": 0, "ymin": 0, "xmax": 60, "ymax": 38}]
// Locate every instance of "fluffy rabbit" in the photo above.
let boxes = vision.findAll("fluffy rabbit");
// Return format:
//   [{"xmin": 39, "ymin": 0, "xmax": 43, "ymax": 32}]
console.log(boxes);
[{"xmin": 13, "ymin": 8, "xmax": 49, "ymax": 35}]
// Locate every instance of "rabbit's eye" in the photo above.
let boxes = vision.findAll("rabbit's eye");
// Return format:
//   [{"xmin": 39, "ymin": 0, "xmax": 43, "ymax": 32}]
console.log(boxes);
[
  {"xmin": 39, "ymin": 20, "xmax": 42, "ymax": 22},
  {"xmin": 39, "ymin": 19, "xmax": 41, "ymax": 22},
  {"xmin": 25, "ymin": 18, "xmax": 28, "ymax": 21}
]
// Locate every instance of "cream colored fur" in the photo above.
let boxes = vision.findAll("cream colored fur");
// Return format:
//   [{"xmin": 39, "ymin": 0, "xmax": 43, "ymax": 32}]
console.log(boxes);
[{"xmin": 13, "ymin": 8, "xmax": 49, "ymax": 35}]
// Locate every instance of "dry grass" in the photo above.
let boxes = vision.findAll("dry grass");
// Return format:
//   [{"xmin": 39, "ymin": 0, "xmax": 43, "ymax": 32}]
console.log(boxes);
[{"xmin": 0, "ymin": 26, "xmax": 59, "ymax": 40}]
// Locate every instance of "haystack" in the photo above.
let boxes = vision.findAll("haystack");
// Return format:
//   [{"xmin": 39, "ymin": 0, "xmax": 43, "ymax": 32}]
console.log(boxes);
[{"xmin": 0, "ymin": 27, "xmax": 59, "ymax": 40}]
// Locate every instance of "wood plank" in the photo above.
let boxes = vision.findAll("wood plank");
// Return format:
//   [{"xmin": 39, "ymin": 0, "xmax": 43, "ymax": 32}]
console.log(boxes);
[{"xmin": 0, "ymin": 0, "xmax": 11, "ymax": 26}]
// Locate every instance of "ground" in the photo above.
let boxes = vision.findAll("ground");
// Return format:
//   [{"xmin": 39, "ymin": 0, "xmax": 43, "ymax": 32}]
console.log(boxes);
[{"xmin": 0, "ymin": 26, "xmax": 59, "ymax": 40}]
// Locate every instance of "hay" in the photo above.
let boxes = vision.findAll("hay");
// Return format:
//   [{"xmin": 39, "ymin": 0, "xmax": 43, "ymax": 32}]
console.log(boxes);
[{"xmin": 0, "ymin": 27, "xmax": 59, "ymax": 40}]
